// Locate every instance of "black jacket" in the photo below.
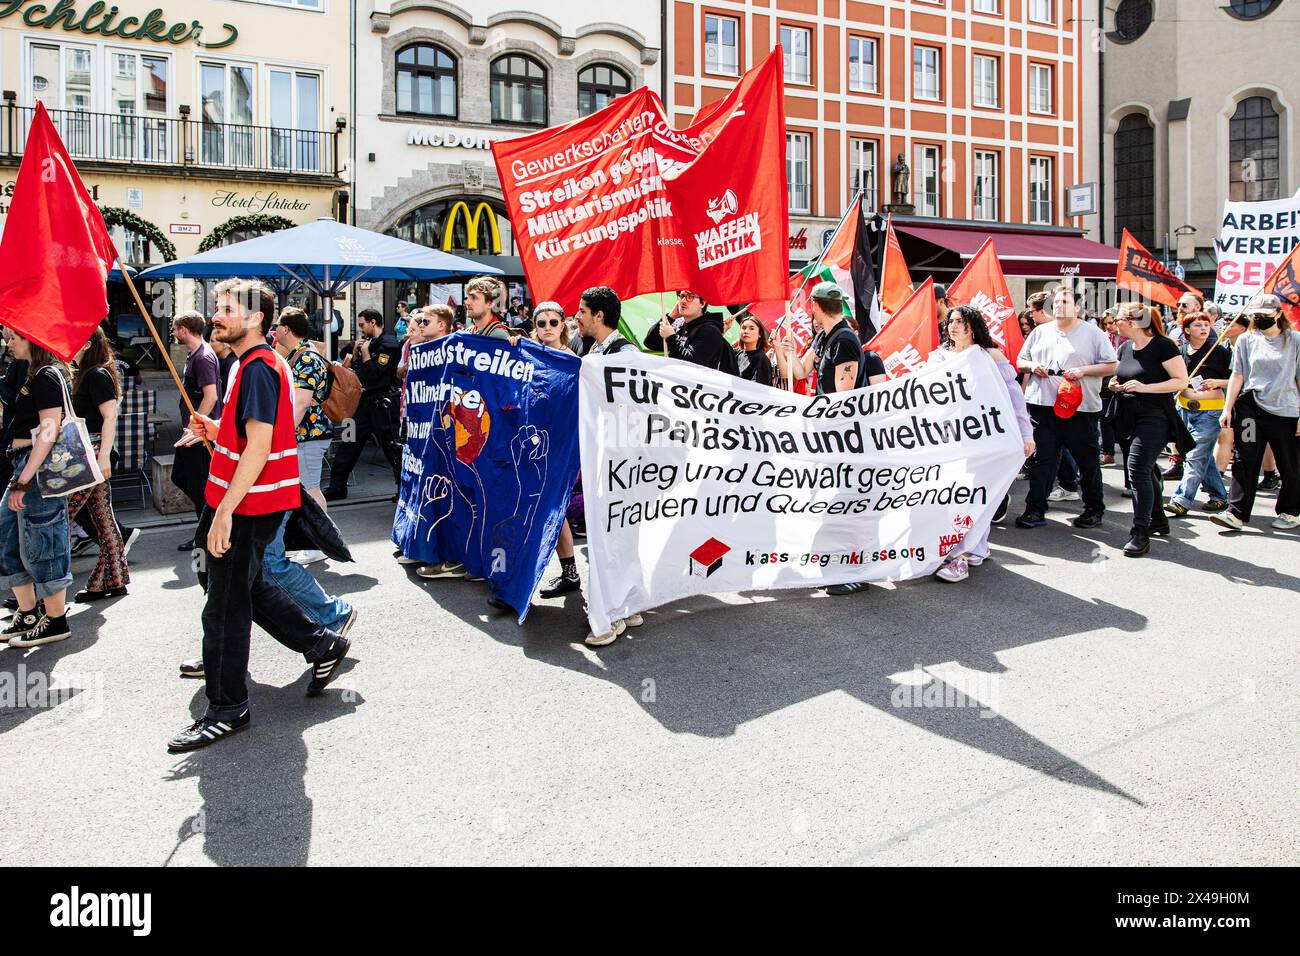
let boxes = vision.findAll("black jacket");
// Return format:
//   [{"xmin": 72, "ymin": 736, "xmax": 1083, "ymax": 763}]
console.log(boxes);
[{"xmin": 643, "ymin": 311, "xmax": 738, "ymax": 374}]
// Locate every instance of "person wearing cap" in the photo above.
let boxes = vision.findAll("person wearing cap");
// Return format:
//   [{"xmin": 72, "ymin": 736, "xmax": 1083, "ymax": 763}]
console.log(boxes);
[
  {"xmin": 1106, "ymin": 304, "xmax": 1189, "ymax": 556},
  {"xmin": 644, "ymin": 289, "xmax": 737, "ymax": 373},
  {"xmin": 1165, "ymin": 310, "xmax": 1231, "ymax": 517},
  {"xmin": 531, "ymin": 301, "xmax": 582, "ymax": 355},
  {"xmin": 783, "ymin": 281, "xmax": 887, "ymax": 596},
  {"xmin": 1212, "ymin": 293, "xmax": 1300, "ymax": 531},
  {"xmin": 1015, "ymin": 284, "xmax": 1118, "ymax": 530}
]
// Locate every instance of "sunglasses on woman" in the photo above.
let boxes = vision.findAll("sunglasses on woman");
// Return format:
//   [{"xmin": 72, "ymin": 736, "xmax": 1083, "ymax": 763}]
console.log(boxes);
[
  {"xmin": 413, "ymin": 318, "xmax": 432, "ymax": 327},
  {"xmin": 536, "ymin": 318, "xmax": 563, "ymax": 328}
]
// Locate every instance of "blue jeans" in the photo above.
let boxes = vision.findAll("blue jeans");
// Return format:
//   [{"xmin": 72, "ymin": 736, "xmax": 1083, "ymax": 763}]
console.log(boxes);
[
  {"xmin": 1172, "ymin": 408, "xmax": 1228, "ymax": 508},
  {"xmin": 262, "ymin": 513, "xmax": 351, "ymax": 631},
  {"xmin": 0, "ymin": 451, "xmax": 73, "ymax": 598}
]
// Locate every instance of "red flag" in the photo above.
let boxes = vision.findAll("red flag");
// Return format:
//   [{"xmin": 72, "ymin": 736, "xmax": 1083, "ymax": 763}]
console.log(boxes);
[
  {"xmin": 1116, "ymin": 228, "xmax": 1200, "ymax": 308},
  {"xmin": 866, "ymin": 276, "xmax": 938, "ymax": 379},
  {"xmin": 879, "ymin": 216, "xmax": 914, "ymax": 315},
  {"xmin": 0, "ymin": 103, "xmax": 118, "ymax": 362},
  {"xmin": 492, "ymin": 50, "xmax": 788, "ymax": 309},
  {"xmin": 947, "ymin": 237, "xmax": 1024, "ymax": 364}
]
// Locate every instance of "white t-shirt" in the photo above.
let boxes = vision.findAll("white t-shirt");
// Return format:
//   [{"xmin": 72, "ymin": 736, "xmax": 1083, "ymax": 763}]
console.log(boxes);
[{"xmin": 1017, "ymin": 319, "xmax": 1118, "ymax": 413}]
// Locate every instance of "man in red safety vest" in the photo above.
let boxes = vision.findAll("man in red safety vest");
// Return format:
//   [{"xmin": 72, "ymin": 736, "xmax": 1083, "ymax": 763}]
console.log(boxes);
[{"xmin": 168, "ymin": 278, "xmax": 352, "ymax": 753}]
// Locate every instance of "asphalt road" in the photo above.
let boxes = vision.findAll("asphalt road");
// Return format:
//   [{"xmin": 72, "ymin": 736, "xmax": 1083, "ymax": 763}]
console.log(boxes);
[{"xmin": 0, "ymin": 465, "xmax": 1295, "ymax": 866}]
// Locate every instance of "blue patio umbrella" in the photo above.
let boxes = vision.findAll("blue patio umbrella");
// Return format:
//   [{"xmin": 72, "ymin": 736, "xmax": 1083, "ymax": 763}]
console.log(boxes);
[
  {"xmin": 138, "ymin": 217, "xmax": 501, "ymax": 357},
  {"xmin": 107, "ymin": 263, "xmax": 135, "ymax": 283}
]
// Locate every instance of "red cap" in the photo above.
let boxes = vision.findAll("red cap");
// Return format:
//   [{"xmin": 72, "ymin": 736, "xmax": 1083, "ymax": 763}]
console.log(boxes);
[{"xmin": 1054, "ymin": 378, "xmax": 1083, "ymax": 418}]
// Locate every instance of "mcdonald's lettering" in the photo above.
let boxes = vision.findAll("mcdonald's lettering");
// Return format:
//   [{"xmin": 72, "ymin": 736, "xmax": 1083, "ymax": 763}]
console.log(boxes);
[{"xmin": 443, "ymin": 201, "xmax": 501, "ymax": 254}]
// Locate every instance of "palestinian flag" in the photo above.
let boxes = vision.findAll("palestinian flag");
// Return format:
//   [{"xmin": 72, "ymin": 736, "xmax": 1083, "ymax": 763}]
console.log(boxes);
[{"xmin": 619, "ymin": 292, "xmax": 741, "ymax": 352}]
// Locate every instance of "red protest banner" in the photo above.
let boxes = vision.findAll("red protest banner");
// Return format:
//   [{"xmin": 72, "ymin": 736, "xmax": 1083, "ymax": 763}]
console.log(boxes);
[
  {"xmin": 0, "ymin": 102, "xmax": 118, "ymax": 361},
  {"xmin": 1116, "ymin": 228, "xmax": 1201, "ymax": 308},
  {"xmin": 866, "ymin": 276, "xmax": 939, "ymax": 379},
  {"xmin": 947, "ymin": 237, "xmax": 1024, "ymax": 364},
  {"xmin": 491, "ymin": 49, "xmax": 789, "ymax": 309}
]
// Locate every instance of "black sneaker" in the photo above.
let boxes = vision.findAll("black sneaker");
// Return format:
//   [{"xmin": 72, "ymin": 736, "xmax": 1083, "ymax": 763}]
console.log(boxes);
[
  {"xmin": 306, "ymin": 637, "xmax": 351, "ymax": 697},
  {"xmin": 176, "ymin": 536, "xmax": 196, "ymax": 552},
  {"xmin": 70, "ymin": 535, "xmax": 99, "ymax": 558},
  {"xmin": 74, "ymin": 585, "xmax": 129, "ymax": 603},
  {"xmin": 826, "ymin": 581, "xmax": 870, "ymax": 596},
  {"xmin": 167, "ymin": 711, "xmax": 249, "ymax": 753},
  {"xmin": 3, "ymin": 609, "xmax": 41, "ymax": 641},
  {"xmin": 1073, "ymin": 510, "xmax": 1104, "ymax": 529},
  {"xmin": 992, "ymin": 494, "xmax": 1010, "ymax": 524},
  {"xmin": 323, "ymin": 487, "xmax": 348, "ymax": 502},
  {"xmin": 1161, "ymin": 461, "xmax": 1184, "ymax": 481},
  {"xmin": 1260, "ymin": 471, "xmax": 1281, "ymax": 491},
  {"xmin": 1015, "ymin": 511, "xmax": 1047, "ymax": 529},
  {"xmin": 1164, "ymin": 500, "xmax": 1189, "ymax": 517},
  {"xmin": 10, "ymin": 613, "xmax": 70, "ymax": 647},
  {"xmin": 539, "ymin": 573, "xmax": 581, "ymax": 598},
  {"xmin": 179, "ymin": 657, "xmax": 204, "ymax": 679},
  {"xmin": 1203, "ymin": 498, "xmax": 1229, "ymax": 514}
]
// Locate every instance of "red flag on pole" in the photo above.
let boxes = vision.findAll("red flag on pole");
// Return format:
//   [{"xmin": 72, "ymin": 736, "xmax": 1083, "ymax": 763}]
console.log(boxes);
[
  {"xmin": 865, "ymin": 276, "xmax": 938, "ymax": 379},
  {"xmin": 491, "ymin": 49, "xmax": 789, "ymax": 309},
  {"xmin": 879, "ymin": 215, "xmax": 914, "ymax": 315},
  {"xmin": 1115, "ymin": 228, "xmax": 1200, "ymax": 308},
  {"xmin": 947, "ymin": 237, "xmax": 1024, "ymax": 364},
  {"xmin": 0, "ymin": 103, "xmax": 118, "ymax": 362}
]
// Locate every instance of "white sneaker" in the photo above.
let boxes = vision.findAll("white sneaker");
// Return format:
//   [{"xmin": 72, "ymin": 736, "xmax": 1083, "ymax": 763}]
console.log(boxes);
[
  {"xmin": 121, "ymin": 527, "xmax": 141, "ymax": 557},
  {"xmin": 966, "ymin": 552, "xmax": 987, "ymax": 567},
  {"xmin": 396, "ymin": 554, "xmax": 422, "ymax": 566},
  {"xmin": 585, "ymin": 618, "xmax": 628, "ymax": 647},
  {"xmin": 290, "ymin": 549, "xmax": 327, "ymax": 566},
  {"xmin": 1048, "ymin": 486, "xmax": 1081, "ymax": 502},
  {"xmin": 1210, "ymin": 511, "xmax": 1244, "ymax": 531},
  {"xmin": 935, "ymin": 557, "xmax": 969, "ymax": 583},
  {"xmin": 622, "ymin": 613, "xmax": 644, "ymax": 628},
  {"xmin": 1270, "ymin": 514, "xmax": 1300, "ymax": 530}
]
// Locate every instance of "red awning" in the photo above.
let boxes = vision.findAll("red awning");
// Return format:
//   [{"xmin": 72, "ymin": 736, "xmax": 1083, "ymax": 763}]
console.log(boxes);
[{"xmin": 895, "ymin": 224, "xmax": 1121, "ymax": 279}]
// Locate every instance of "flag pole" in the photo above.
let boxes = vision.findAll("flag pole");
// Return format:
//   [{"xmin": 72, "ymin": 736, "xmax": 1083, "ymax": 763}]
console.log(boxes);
[{"xmin": 114, "ymin": 259, "xmax": 211, "ymax": 452}]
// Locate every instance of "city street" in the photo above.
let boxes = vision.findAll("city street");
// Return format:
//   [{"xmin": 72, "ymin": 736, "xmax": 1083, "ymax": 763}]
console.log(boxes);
[{"xmin": 0, "ymin": 465, "xmax": 1294, "ymax": 867}]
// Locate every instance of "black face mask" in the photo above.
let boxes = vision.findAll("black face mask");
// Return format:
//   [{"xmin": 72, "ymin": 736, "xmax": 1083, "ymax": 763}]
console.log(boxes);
[{"xmin": 1254, "ymin": 315, "xmax": 1278, "ymax": 331}]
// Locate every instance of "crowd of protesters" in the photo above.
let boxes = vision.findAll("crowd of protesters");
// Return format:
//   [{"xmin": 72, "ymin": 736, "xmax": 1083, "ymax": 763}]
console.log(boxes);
[{"xmin": 1, "ymin": 268, "xmax": 1295, "ymax": 751}]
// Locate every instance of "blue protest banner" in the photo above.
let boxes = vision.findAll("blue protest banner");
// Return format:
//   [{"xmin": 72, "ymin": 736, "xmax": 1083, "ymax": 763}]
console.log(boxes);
[{"xmin": 392, "ymin": 332, "xmax": 580, "ymax": 622}]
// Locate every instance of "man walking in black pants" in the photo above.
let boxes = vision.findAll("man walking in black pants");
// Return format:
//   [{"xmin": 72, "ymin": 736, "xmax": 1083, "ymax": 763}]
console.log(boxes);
[
  {"xmin": 167, "ymin": 278, "xmax": 352, "ymax": 753},
  {"xmin": 1016, "ymin": 284, "xmax": 1118, "ymax": 530},
  {"xmin": 324, "ymin": 308, "xmax": 402, "ymax": 500},
  {"xmin": 170, "ymin": 311, "xmax": 220, "ymax": 550}
]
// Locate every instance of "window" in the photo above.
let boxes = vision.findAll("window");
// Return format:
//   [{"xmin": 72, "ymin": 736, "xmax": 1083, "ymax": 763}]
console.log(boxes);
[
  {"xmin": 1029, "ymin": 64, "xmax": 1053, "ymax": 114},
  {"xmin": 1113, "ymin": 0, "xmax": 1153, "ymax": 41},
  {"xmin": 851, "ymin": 139, "xmax": 877, "ymax": 213},
  {"xmin": 1227, "ymin": 1, "xmax": 1282, "ymax": 19},
  {"xmin": 269, "ymin": 69, "xmax": 322, "ymax": 171},
  {"xmin": 914, "ymin": 144, "xmax": 940, "ymax": 216},
  {"xmin": 704, "ymin": 14, "xmax": 739, "ymax": 76},
  {"xmin": 107, "ymin": 49, "xmax": 169, "ymax": 161},
  {"xmin": 1114, "ymin": 113, "xmax": 1155, "ymax": 248},
  {"xmin": 1029, "ymin": 156, "xmax": 1053, "ymax": 224},
  {"xmin": 1028, "ymin": 0, "xmax": 1053, "ymax": 24},
  {"xmin": 973, "ymin": 0, "xmax": 999, "ymax": 12},
  {"xmin": 578, "ymin": 64, "xmax": 631, "ymax": 117},
  {"xmin": 973, "ymin": 150, "xmax": 998, "ymax": 220},
  {"xmin": 490, "ymin": 54, "xmax": 547, "ymax": 126},
  {"xmin": 396, "ymin": 43, "xmax": 456, "ymax": 118},
  {"xmin": 972, "ymin": 55, "xmax": 998, "ymax": 108},
  {"xmin": 200, "ymin": 61, "xmax": 254, "ymax": 166},
  {"xmin": 787, "ymin": 132, "xmax": 810, "ymax": 214},
  {"xmin": 913, "ymin": 46, "xmax": 940, "ymax": 100},
  {"xmin": 1229, "ymin": 96, "xmax": 1281, "ymax": 202},
  {"xmin": 780, "ymin": 26, "xmax": 811, "ymax": 85},
  {"xmin": 848, "ymin": 37, "xmax": 877, "ymax": 93}
]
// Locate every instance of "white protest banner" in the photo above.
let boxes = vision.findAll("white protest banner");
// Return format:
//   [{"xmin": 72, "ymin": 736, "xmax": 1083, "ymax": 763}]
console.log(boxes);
[
  {"xmin": 579, "ymin": 348, "xmax": 1025, "ymax": 636},
  {"xmin": 1214, "ymin": 196, "xmax": 1300, "ymax": 308}
]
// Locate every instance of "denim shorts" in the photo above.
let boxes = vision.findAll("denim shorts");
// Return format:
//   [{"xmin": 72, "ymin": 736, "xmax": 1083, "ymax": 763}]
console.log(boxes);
[
  {"xmin": 0, "ymin": 449, "xmax": 74, "ymax": 597},
  {"xmin": 297, "ymin": 439, "xmax": 330, "ymax": 491}
]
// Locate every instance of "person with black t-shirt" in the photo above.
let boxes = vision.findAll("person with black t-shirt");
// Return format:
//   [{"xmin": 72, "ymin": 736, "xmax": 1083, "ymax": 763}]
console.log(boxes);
[
  {"xmin": 735, "ymin": 316, "xmax": 775, "ymax": 386},
  {"xmin": 65, "ymin": 328, "xmax": 130, "ymax": 602},
  {"xmin": 644, "ymin": 290, "xmax": 738, "ymax": 374},
  {"xmin": 326, "ymin": 307, "xmax": 403, "ymax": 500},
  {"xmin": 782, "ymin": 281, "xmax": 886, "ymax": 596},
  {"xmin": 0, "ymin": 334, "xmax": 75, "ymax": 645},
  {"xmin": 1167, "ymin": 310, "xmax": 1231, "ymax": 515},
  {"xmin": 1107, "ymin": 303, "xmax": 1189, "ymax": 556}
]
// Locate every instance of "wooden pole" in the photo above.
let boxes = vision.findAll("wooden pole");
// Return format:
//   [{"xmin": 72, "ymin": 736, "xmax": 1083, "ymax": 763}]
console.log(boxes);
[{"xmin": 114, "ymin": 258, "xmax": 211, "ymax": 452}]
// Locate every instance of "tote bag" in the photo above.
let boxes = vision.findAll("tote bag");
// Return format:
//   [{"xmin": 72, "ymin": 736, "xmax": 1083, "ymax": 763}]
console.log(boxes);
[{"xmin": 33, "ymin": 366, "xmax": 104, "ymax": 499}]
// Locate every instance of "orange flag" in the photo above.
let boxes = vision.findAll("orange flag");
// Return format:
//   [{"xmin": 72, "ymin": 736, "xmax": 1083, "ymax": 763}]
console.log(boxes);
[
  {"xmin": 947, "ymin": 237, "xmax": 1024, "ymax": 364},
  {"xmin": 1115, "ymin": 228, "xmax": 1200, "ymax": 308},
  {"xmin": 879, "ymin": 215, "xmax": 914, "ymax": 315},
  {"xmin": 866, "ymin": 276, "xmax": 938, "ymax": 379},
  {"xmin": 1261, "ymin": 240, "xmax": 1300, "ymax": 325}
]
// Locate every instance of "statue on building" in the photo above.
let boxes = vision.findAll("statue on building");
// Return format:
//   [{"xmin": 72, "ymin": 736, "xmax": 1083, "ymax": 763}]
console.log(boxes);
[{"xmin": 891, "ymin": 154, "xmax": 910, "ymax": 206}]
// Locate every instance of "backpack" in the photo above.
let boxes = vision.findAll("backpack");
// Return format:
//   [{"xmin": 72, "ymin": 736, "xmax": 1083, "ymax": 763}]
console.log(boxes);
[{"xmin": 310, "ymin": 343, "xmax": 362, "ymax": 423}]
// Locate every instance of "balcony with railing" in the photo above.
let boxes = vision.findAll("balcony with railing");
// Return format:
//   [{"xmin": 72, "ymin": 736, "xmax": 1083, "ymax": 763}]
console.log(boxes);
[{"xmin": 1, "ymin": 100, "xmax": 342, "ymax": 179}]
